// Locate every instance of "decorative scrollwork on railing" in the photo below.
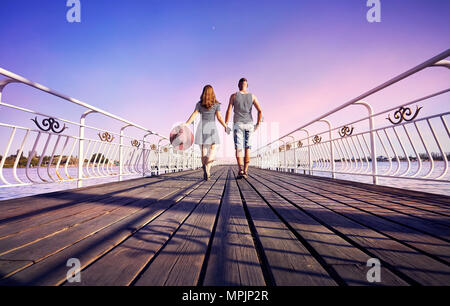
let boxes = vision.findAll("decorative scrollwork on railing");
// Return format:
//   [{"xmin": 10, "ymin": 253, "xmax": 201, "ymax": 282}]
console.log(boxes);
[
  {"xmin": 31, "ymin": 117, "xmax": 67, "ymax": 134},
  {"xmin": 131, "ymin": 140, "xmax": 140, "ymax": 147},
  {"xmin": 297, "ymin": 140, "xmax": 303, "ymax": 148},
  {"xmin": 313, "ymin": 135, "xmax": 322, "ymax": 144},
  {"xmin": 163, "ymin": 147, "xmax": 169, "ymax": 153},
  {"xmin": 150, "ymin": 144, "xmax": 157, "ymax": 150},
  {"xmin": 98, "ymin": 132, "xmax": 115, "ymax": 143},
  {"xmin": 387, "ymin": 105, "xmax": 422, "ymax": 125},
  {"xmin": 338, "ymin": 126, "xmax": 354, "ymax": 138},
  {"xmin": 286, "ymin": 144, "xmax": 291, "ymax": 151}
]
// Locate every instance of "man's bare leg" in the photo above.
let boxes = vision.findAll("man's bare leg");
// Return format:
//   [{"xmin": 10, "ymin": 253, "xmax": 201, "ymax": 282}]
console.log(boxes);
[
  {"xmin": 243, "ymin": 148, "xmax": 251, "ymax": 175},
  {"xmin": 235, "ymin": 148, "xmax": 244, "ymax": 176}
]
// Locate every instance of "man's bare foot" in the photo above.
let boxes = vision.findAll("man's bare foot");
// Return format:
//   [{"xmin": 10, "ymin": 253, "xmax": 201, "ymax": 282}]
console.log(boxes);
[{"xmin": 202, "ymin": 165, "xmax": 207, "ymax": 180}]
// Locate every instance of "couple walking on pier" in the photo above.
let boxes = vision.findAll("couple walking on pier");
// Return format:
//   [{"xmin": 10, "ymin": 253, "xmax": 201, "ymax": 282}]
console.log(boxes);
[{"xmin": 184, "ymin": 78, "xmax": 263, "ymax": 180}]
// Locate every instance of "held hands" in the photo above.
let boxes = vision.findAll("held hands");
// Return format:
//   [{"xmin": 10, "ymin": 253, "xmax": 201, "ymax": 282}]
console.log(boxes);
[{"xmin": 225, "ymin": 125, "xmax": 232, "ymax": 135}]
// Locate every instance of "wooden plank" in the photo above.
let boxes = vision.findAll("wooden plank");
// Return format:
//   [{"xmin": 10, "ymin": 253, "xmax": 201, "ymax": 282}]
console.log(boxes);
[
  {"xmin": 0, "ymin": 176, "xmax": 164, "ymax": 217},
  {"xmin": 0, "ymin": 170, "xmax": 204, "ymax": 279},
  {"xmin": 0, "ymin": 169, "xmax": 197, "ymax": 221},
  {"xmin": 235, "ymin": 170, "xmax": 337, "ymax": 286},
  {"xmin": 244, "ymin": 175, "xmax": 407, "ymax": 286},
  {"xmin": 0, "ymin": 170, "xmax": 204, "ymax": 251},
  {"xmin": 254, "ymin": 169, "xmax": 450, "ymax": 264},
  {"xmin": 0, "ymin": 179, "xmax": 174, "ymax": 238},
  {"xmin": 0, "ymin": 171, "xmax": 204, "ymax": 253},
  {"xmin": 0, "ymin": 167, "xmax": 216, "ymax": 285},
  {"xmin": 134, "ymin": 168, "xmax": 228, "ymax": 286},
  {"xmin": 0, "ymin": 208, "xmax": 111, "ymax": 256},
  {"xmin": 250, "ymin": 169, "xmax": 450, "ymax": 285},
  {"xmin": 64, "ymin": 167, "xmax": 227, "ymax": 286},
  {"xmin": 307, "ymin": 173, "xmax": 450, "ymax": 206},
  {"xmin": 272, "ymin": 170, "xmax": 450, "ymax": 220},
  {"xmin": 331, "ymin": 186, "xmax": 450, "ymax": 217},
  {"xmin": 203, "ymin": 168, "xmax": 266, "ymax": 286},
  {"xmin": 0, "ymin": 173, "xmax": 192, "ymax": 228},
  {"xmin": 253, "ymin": 168, "xmax": 450, "ymax": 209}
]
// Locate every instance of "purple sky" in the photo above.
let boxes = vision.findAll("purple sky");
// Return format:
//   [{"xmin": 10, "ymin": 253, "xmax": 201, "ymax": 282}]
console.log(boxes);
[{"xmin": 0, "ymin": 0, "xmax": 449, "ymax": 157}]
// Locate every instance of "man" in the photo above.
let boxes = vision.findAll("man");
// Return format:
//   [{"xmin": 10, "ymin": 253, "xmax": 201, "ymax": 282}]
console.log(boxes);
[{"xmin": 225, "ymin": 78, "xmax": 263, "ymax": 179}]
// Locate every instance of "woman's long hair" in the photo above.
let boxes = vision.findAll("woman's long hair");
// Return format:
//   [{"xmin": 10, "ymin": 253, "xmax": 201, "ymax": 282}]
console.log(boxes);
[{"xmin": 200, "ymin": 85, "xmax": 219, "ymax": 109}]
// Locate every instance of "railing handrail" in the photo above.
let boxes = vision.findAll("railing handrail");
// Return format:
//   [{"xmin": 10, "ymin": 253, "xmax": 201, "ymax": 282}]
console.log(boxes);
[
  {"xmin": 0, "ymin": 66, "xmax": 197, "ymax": 192},
  {"xmin": 257, "ymin": 49, "xmax": 450, "ymax": 152},
  {"xmin": 0, "ymin": 67, "xmax": 167, "ymax": 140},
  {"xmin": 258, "ymin": 89, "xmax": 450, "ymax": 149}
]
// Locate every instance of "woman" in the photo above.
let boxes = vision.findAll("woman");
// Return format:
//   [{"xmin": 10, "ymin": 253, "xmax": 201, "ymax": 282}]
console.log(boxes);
[{"xmin": 185, "ymin": 85, "xmax": 229, "ymax": 180}]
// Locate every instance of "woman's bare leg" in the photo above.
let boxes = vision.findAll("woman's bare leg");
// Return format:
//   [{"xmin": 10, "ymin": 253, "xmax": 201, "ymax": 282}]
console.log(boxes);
[
  {"xmin": 205, "ymin": 144, "xmax": 216, "ymax": 176},
  {"xmin": 201, "ymin": 145, "xmax": 208, "ymax": 179}
]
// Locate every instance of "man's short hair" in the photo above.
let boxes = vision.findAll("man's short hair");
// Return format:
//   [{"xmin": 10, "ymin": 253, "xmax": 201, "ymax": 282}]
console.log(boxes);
[{"xmin": 238, "ymin": 78, "xmax": 248, "ymax": 90}]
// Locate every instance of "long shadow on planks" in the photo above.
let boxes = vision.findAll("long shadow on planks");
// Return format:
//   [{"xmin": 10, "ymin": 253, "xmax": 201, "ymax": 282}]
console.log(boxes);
[{"xmin": 0, "ymin": 172, "xmax": 204, "ymax": 226}]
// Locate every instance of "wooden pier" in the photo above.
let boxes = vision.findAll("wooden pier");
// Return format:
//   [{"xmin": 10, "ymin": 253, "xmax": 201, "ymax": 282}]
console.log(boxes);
[{"xmin": 0, "ymin": 166, "xmax": 449, "ymax": 286}]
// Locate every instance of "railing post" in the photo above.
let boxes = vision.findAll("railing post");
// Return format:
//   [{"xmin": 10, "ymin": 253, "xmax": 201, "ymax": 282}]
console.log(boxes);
[
  {"xmin": 281, "ymin": 140, "xmax": 287, "ymax": 172},
  {"xmin": 78, "ymin": 110, "xmax": 97, "ymax": 187},
  {"xmin": 0, "ymin": 79, "xmax": 19, "ymax": 102},
  {"xmin": 298, "ymin": 129, "xmax": 311, "ymax": 175},
  {"xmin": 272, "ymin": 146, "xmax": 276, "ymax": 170},
  {"xmin": 142, "ymin": 132, "xmax": 153, "ymax": 177},
  {"xmin": 157, "ymin": 144, "xmax": 161, "ymax": 175},
  {"xmin": 319, "ymin": 119, "xmax": 334, "ymax": 179},
  {"xmin": 168, "ymin": 146, "xmax": 172, "ymax": 173},
  {"xmin": 78, "ymin": 118, "xmax": 85, "ymax": 188},
  {"xmin": 355, "ymin": 101, "xmax": 378, "ymax": 184},
  {"xmin": 191, "ymin": 121, "xmax": 195, "ymax": 170},
  {"xmin": 293, "ymin": 142, "xmax": 297, "ymax": 173},
  {"xmin": 370, "ymin": 116, "xmax": 378, "ymax": 184},
  {"xmin": 142, "ymin": 138, "xmax": 146, "ymax": 177},
  {"xmin": 308, "ymin": 137, "xmax": 312, "ymax": 175},
  {"xmin": 119, "ymin": 129, "xmax": 124, "ymax": 181},
  {"xmin": 191, "ymin": 146, "xmax": 194, "ymax": 170},
  {"xmin": 330, "ymin": 132, "xmax": 335, "ymax": 178},
  {"xmin": 276, "ymin": 141, "xmax": 281, "ymax": 171},
  {"xmin": 287, "ymin": 135, "xmax": 296, "ymax": 173},
  {"xmin": 119, "ymin": 124, "xmax": 132, "ymax": 181}
]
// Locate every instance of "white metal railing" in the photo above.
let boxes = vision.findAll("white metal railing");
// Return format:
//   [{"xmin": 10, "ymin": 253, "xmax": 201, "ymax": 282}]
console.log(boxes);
[
  {"xmin": 252, "ymin": 49, "xmax": 450, "ymax": 185},
  {"xmin": 0, "ymin": 68, "xmax": 201, "ymax": 189}
]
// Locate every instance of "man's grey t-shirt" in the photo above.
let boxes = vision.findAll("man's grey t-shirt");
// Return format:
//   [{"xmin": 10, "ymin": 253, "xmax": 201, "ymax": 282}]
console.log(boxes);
[{"xmin": 233, "ymin": 92, "xmax": 253, "ymax": 124}]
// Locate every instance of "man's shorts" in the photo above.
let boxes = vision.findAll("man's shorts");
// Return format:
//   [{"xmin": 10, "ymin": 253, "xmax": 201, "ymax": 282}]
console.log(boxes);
[{"xmin": 233, "ymin": 122, "xmax": 254, "ymax": 150}]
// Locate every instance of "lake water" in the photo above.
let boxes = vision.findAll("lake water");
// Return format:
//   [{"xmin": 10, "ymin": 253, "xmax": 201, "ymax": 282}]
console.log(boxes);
[
  {"xmin": 0, "ymin": 167, "xmax": 155, "ymax": 201},
  {"xmin": 294, "ymin": 161, "xmax": 450, "ymax": 196},
  {"xmin": 0, "ymin": 162, "xmax": 448, "ymax": 200}
]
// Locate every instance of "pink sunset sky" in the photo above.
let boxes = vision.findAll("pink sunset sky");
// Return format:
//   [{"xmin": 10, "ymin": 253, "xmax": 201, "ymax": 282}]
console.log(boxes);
[{"xmin": 0, "ymin": 0, "xmax": 449, "ymax": 158}]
